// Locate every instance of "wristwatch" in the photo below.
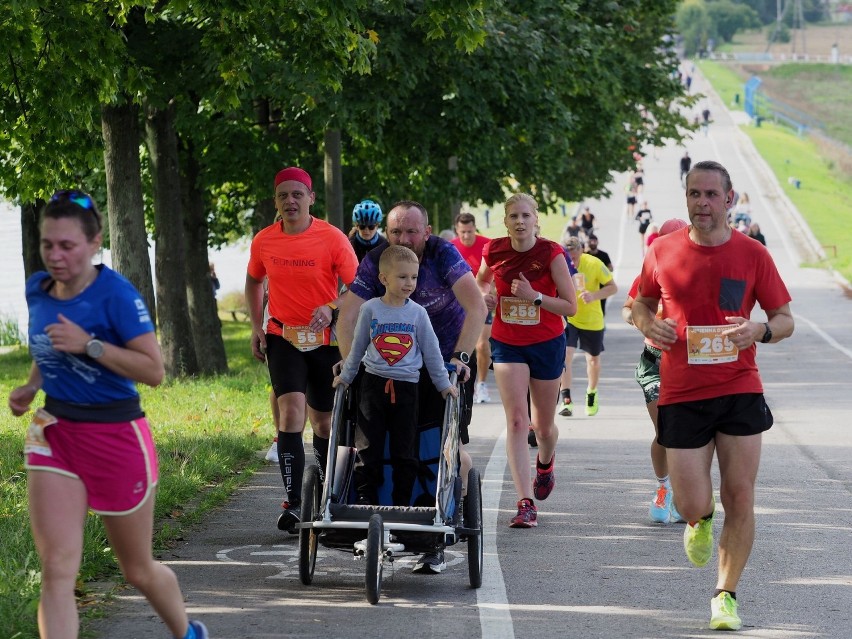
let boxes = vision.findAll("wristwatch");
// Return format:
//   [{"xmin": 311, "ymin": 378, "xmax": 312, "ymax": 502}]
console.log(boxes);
[
  {"xmin": 533, "ymin": 292, "xmax": 544, "ymax": 306},
  {"xmin": 760, "ymin": 322, "xmax": 772, "ymax": 344},
  {"xmin": 85, "ymin": 338, "xmax": 105, "ymax": 359},
  {"xmin": 452, "ymin": 351, "xmax": 471, "ymax": 365}
]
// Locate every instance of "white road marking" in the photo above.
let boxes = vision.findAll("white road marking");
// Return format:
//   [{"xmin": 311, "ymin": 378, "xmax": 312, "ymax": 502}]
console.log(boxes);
[{"xmin": 477, "ymin": 429, "xmax": 515, "ymax": 638}]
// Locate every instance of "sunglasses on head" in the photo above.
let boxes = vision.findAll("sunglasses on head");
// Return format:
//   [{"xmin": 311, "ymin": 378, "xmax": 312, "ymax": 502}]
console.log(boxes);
[
  {"xmin": 50, "ymin": 189, "xmax": 95, "ymax": 210},
  {"xmin": 358, "ymin": 224, "xmax": 377, "ymax": 230}
]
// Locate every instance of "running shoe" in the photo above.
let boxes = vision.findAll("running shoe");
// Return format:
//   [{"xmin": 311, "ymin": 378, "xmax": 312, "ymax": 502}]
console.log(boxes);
[
  {"xmin": 412, "ymin": 549, "xmax": 446, "ymax": 574},
  {"xmin": 473, "ymin": 381, "xmax": 491, "ymax": 404},
  {"xmin": 509, "ymin": 498, "xmax": 538, "ymax": 528},
  {"xmin": 558, "ymin": 398, "xmax": 574, "ymax": 417},
  {"xmin": 527, "ymin": 425, "xmax": 538, "ymax": 447},
  {"xmin": 710, "ymin": 592, "xmax": 742, "ymax": 630},
  {"xmin": 585, "ymin": 390, "xmax": 599, "ymax": 416},
  {"xmin": 277, "ymin": 500, "xmax": 301, "ymax": 534},
  {"xmin": 265, "ymin": 437, "xmax": 278, "ymax": 463},
  {"xmin": 533, "ymin": 455, "xmax": 555, "ymax": 501},
  {"xmin": 650, "ymin": 484, "xmax": 672, "ymax": 523},
  {"xmin": 188, "ymin": 620, "xmax": 210, "ymax": 639},
  {"xmin": 684, "ymin": 506, "xmax": 715, "ymax": 567}
]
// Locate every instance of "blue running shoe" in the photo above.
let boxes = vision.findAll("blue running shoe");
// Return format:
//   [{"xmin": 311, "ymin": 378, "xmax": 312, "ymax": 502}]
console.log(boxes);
[
  {"xmin": 189, "ymin": 620, "xmax": 209, "ymax": 639},
  {"xmin": 650, "ymin": 485, "xmax": 671, "ymax": 523}
]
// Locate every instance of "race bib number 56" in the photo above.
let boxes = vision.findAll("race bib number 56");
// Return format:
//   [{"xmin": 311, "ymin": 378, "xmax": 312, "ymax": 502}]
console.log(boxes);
[
  {"xmin": 686, "ymin": 325, "xmax": 738, "ymax": 365},
  {"xmin": 282, "ymin": 326, "xmax": 329, "ymax": 352}
]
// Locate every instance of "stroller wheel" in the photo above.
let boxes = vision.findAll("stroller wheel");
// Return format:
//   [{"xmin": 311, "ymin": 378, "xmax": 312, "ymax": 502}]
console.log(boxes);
[{"xmin": 365, "ymin": 514, "xmax": 384, "ymax": 604}]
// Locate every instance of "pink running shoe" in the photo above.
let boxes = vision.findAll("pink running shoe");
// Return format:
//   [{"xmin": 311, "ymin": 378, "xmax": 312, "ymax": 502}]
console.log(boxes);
[
  {"xmin": 533, "ymin": 454, "xmax": 555, "ymax": 501},
  {"xmin": 509, "ymin": 498, "xmax": 538, "ymax": 528}
]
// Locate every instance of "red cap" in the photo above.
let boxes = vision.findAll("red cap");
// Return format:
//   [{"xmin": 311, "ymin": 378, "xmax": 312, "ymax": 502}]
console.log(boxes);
[
  {"xmin": 274, "ymin": 167, "xmax": 312, "ymax": 191},
  {"xmin": 659, "ymin": 218, "xmax": 688, "ymax": 236}
]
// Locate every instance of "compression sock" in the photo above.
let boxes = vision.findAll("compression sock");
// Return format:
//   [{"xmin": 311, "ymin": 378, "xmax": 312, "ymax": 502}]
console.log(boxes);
[{"xmin": 278, "ymin": 432, "xmax": 305, "ymax": 503}]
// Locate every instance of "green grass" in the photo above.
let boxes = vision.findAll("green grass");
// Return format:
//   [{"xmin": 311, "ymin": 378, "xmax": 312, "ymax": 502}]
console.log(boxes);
[
  {"xmin": 747, "ymin": 124, "xmax": 852, "ymax": 278},
  {"xmin": 0, "ymin": 313, "xmax": 24, "ymax": 346},
  {"xmin": 759, "ymin": 64, "xmax": 852, "ymax": 148},
  {"xmin": 0, "ymin": 321, "xmax": 272, "ymax": 639},
  {"xmin": 698, "ymin": 60, "xmax": 852, "ymax": 283},
  {"xmin": 695, "ymin": 60, "xmax": 748, "ymax": 112}
]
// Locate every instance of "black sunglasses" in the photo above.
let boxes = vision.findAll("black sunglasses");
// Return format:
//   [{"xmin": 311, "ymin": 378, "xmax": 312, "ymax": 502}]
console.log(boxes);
[{"xmin": 358, "ymin": 224, "xmax": 377, "ymax": 230}]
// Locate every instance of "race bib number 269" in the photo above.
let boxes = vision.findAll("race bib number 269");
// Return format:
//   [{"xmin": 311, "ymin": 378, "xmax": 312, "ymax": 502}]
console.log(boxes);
[{"xmin": 686, "ymin": 325, "xmax": 738, "ymax": 365}]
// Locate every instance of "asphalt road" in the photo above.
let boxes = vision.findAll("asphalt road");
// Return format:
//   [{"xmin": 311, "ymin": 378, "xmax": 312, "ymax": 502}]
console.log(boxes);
[{"xmin": 88, "ymin": 72, "xmax": 852, "ymax": 639}]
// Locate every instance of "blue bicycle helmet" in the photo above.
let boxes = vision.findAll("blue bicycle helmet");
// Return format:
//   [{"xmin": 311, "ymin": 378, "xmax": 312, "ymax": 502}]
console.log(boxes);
[{"xmin": 352, "ymin": 199, "xmax": 383, "ymax": 226}]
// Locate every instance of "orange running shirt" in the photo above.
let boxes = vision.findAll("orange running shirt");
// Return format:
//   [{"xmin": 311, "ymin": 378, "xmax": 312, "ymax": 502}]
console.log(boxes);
[{"xmin": 247, "ymin": 218, "xmax": 358, "ymax": 335}]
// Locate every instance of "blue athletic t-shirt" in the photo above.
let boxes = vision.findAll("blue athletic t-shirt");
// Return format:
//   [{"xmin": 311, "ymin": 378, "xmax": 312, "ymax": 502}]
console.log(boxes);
[
  {"xmin": 26, "ymin": 265, "xmax": 155, "ymax": 405},
  {"xmin": 349, "ymin": 236, "xmax": 471, "ymax": 360}
]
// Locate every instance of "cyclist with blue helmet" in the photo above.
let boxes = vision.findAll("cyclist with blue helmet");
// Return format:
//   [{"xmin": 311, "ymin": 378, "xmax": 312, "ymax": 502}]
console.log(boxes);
[{"xmin": 349, "ymin": 199, "xmax": 389, "ymax": 263}]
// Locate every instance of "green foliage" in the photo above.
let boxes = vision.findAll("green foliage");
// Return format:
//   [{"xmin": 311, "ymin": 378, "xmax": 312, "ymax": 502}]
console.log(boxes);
[
  {"xmin": 2, "ymin": 1, "xmax": 688, "ymax": 246},
  {"xmin": 677, "ymin": 0, "xmax": 712, "ymax": 57},
  {"xmin": 707, "ymin": 0, "xmax": 761, "ymax": 43},
  {"xmin": 770, "ymin": 22, "xmax": 791, "ymax": 43},
  {"xmin": 0, "ymin": 314, "xmax": 24, "ymax": 346},
  {"xmin": 0, "ymin": 321, "xmax": 271, "ymax": 638},
  {"xmin": 334, "ymin": 0, "xmax": 690, "ymax": 215}
]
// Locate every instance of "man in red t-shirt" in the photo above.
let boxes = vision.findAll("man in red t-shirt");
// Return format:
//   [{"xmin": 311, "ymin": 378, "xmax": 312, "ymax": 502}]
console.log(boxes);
[
  {"xmin": 246, "ymin": 167, "xmax": 358, "ymax": 534},
  {"xmin": 451, "ymin": 212, "xmax": 493, "ymax": 403},
  {"xmin": 632, "ymin": 160, "xmax": 793, "ymax": 631}
]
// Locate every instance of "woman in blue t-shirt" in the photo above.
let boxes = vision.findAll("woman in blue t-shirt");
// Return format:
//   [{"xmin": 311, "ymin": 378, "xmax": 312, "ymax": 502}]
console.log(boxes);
[{"xmin": 7, "ymin": 190, "xmax": 208, "ymax": 639}]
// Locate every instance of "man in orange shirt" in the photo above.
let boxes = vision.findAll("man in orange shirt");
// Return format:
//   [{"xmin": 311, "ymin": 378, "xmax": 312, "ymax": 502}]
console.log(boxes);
[{"xmin": 246, "ymin": 167, "xmax": 359, "ymax": 533}]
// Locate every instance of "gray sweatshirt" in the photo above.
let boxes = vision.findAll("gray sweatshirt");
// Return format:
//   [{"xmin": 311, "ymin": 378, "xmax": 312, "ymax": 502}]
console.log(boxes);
[{"xmin": 340, "ymin": 297, "xmax": 451, "ymax": 392}]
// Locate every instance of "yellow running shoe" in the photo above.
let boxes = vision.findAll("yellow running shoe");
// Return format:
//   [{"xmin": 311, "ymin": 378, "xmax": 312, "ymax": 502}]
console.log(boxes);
[
  {"xmin": 710, "ymin": 591, "xmax": 742, "ymax": 630},
  {"xmin": 683, "ymin": 506, "xmax": 715, "ymax": 567},
  {"xmin": 585, "ymin": 389, "xmax": 599, "ymax": 416}
]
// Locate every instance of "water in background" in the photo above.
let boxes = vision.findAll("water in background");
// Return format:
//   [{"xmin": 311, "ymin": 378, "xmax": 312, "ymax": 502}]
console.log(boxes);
[{"xmin": 0, "ymin": 200, "xmax": 252, "ymax": 343}]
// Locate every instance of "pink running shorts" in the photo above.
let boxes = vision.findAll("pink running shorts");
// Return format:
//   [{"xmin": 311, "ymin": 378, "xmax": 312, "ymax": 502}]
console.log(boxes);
[{"xmin": 25, "ymin": 413, "xmax": 159, "ymax": 515}]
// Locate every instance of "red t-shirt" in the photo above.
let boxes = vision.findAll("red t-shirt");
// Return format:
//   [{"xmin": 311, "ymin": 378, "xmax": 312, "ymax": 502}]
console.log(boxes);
[
  {"xmin": 247, "ymin": 218, "xmax": 358, "ymax": 335},
  {"xmin": 638, "ymin": 228, "xmax": 791, "ymax": 404},
  {"xmin": 483, "ymin": 237, "xmax": 566, "ymax": 346},
  {"xmin": 451, "ymin": 235, "xmax": 490, "ymax": 276},
  {"xmin": 628, "ymin": 274, "xmax": 662, "ymax": 349}
]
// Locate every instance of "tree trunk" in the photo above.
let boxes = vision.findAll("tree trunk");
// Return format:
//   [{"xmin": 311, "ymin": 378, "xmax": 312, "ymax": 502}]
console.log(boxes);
[
  {"xmin": 20, "ymin": 200, "xmax": 44, "ymax": 278},
  {"xmin": 101, "ymin": 100, "xmax": 157, "ymax": 326},
  {"xmin": 145, "ymin": 99, "xmax": 199, "ymax": 377},
  {"xmin": 181, "ymin": 138, "xmax": 228, "ymax": 375},
  {"xmin": 251, "ymin": 98, "xmax": 277, "ymax": 235},
  {"xmin": 324, "ymin": 129, "xmax": 343, "ymax": 231}
]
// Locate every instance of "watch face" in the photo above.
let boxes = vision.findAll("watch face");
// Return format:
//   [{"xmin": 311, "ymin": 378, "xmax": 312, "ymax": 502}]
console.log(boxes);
[{"xmin": 86, "ymin": 339, "xmax": 104, "ymax": 359}]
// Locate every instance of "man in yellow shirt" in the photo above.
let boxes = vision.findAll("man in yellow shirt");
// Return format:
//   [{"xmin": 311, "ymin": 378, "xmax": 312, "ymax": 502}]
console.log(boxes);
[{"xmin": 559, "ymin": 236, "xmax": 617, "ymax": 416}]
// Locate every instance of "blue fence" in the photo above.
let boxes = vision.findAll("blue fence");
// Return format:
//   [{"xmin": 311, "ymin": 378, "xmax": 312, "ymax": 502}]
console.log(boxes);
[{"xmin": 743, "ymin": 75, "xmax": 824, "ymax": 135}]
